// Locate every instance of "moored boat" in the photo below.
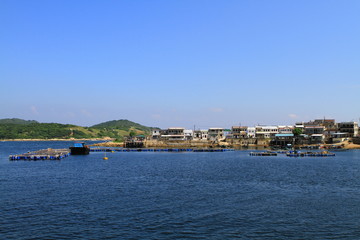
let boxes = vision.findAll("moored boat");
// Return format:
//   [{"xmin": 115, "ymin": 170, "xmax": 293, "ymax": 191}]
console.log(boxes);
[{"xmin": 69, "ymin": 142, "xmax": 90, "ymax": 155}]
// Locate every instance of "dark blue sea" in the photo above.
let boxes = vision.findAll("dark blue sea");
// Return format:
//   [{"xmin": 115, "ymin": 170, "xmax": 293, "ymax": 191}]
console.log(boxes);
[{"xmin": 1, "ymin": 141, "xmax": 360, "ymax": 239}]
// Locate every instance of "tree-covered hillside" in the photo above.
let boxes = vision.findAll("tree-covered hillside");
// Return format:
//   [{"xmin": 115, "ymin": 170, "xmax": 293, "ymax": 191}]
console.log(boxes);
[
  {"xmin": 0, "ymin": 119, "xmax": 157, "ymax": 140},
  {"xmin": 0, "ymin": 118, "xmax": 38, "ymax": 125},
  {"xmin": 92, "ymin": 119, "xmax": 155, "ymax": 133}
]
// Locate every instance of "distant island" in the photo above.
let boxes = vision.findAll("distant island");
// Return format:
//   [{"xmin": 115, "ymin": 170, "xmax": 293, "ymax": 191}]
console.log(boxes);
[{"xmin": 0, "ymin": 118, "xmax": 157, "ymax": 141}]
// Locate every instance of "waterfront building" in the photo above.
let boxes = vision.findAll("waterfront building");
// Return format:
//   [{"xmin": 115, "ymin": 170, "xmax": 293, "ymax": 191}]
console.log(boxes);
[
  {"xmin": 337, "ymin": 122, "xmax": 359, "ymax": 137},
  {"xmin": 194, "ymin": 130, "xmax": 208, "ymax": 140},
  {"xmin": 310, "ymin": 134, "xmax": 325, "ymax": 143},
  {"xmin": 304, "ymin": 126, "xmax": 325, "ymax": 135},
  {"xmin": 302, "ymin": 119, "xmax": 337, "ymax": 140},
  {"xmin": 184, "ymin": 129, "xmax": 194, "ymax": 140},
  {"xmin": 207, "ymin": 128, "xmax": 224, "ymax": 141},
  {"xmin": 247, "ymin": 127, "xmax": 256, "ymax": 138},
  {"xmin": 223, "ymin": 129, "xmax": 232, "ymax": 139},
  {"xmin": 152, "ymin": 129, "xmax": 161, "ymax": 139},
  {"xmin": 231, "ymin": 126, "xmax": 248, "ymax": 139},
  {"xmin": 271, "ymin": 133, "xmax": 295, "ymax": 147},
  {"xmin": 330, "ymin": 132, "xmax": 348, "ymax": 143},
  {"xmin": 255, "ymin": 126, "xmax": 279, "ymax": 139},
  {"xmin": 278, "ymin": 126, "xmax": 294, "ymax": 134},
  {"xmin": 160, "ymin": 127, "xmax": 185, "ymax": 140},
  {"xmin": 312, "ymin": 119, "xmax": 337, "ymax": 129},
  {"xmin": 294, "ymin": 122, "xmax": 305, "ymax": 131}
]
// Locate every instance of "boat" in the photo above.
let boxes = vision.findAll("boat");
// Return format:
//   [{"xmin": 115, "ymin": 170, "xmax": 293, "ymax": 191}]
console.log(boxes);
[{"xmin": 69, "ymin": 142, "xmax": 90, "ymax": 155}]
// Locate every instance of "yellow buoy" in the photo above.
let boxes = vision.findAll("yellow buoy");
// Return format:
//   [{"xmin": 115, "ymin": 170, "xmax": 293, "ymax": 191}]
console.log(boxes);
[{"xmin": 103, "ymin": 157, "xmax": 108, "ymax": 160}]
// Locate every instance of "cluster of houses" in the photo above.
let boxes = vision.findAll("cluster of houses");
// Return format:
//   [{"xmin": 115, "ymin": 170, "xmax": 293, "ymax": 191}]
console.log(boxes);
[{"xmin": 150, "ymin": 119, "xmax": 359, "ymax": 147}]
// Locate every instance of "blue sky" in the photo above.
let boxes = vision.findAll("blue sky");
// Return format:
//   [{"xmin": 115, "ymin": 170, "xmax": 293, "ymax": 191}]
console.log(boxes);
[{"xmin": 1, "ymin": 0, "xmax": 359, "ymax": 128}]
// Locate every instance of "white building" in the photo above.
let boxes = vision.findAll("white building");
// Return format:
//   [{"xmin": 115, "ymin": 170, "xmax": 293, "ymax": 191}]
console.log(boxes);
[
  {"xmin": 247, "ymin": 127, "xmax": 256, "ymax": 138},
  {"xmin": 152, "ymin": 129, "xmax": 161, "ymax": 139},
  {"xmin": 278, "ymin": 125, "xmax": 294, "ymax": 134},
  {"xmin": 160, "ymin": 127, "xmax": 185, "ymax": 140},
  {"xmin": 184, "ymin": 129, "xmax": 194, "ymax": 140},
  {"xmin": 255, "ymin": 126, "xmax": 279, "ymax": 139}
]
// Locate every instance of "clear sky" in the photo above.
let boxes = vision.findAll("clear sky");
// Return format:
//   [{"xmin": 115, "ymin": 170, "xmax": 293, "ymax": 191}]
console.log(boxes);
[{"xmin": 1, "ymin": 0, "xmax": 359, "ymax": 129}]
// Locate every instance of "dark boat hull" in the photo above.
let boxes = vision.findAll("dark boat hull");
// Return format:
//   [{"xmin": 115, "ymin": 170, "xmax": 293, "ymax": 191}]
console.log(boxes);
[{"xmin": 70, "ymin": 147, "xmax": 90, "ymax": 155}]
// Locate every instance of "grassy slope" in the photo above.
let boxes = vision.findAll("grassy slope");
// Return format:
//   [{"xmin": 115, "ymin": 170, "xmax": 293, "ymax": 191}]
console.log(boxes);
[{"xmin": 0, "ymin": 119, "xmax": 156, "ymax": 140}]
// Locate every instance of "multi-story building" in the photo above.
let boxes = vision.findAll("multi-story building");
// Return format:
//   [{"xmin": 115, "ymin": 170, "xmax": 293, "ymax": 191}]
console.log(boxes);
[
  {"xmin": 255, "ymin": 126, "xmax": 278, "ymax": 139},
  {"xmin": 160, "ymin": 127, "xmax": 185, "ymax": 140},
  {"xmin": 304, "ymin": 126, "xmax": 325, "ymax": 135},
  {"xmin": 151, "ymin": 129, "xmax": 161, "ymax": 139},
  {"xmin": 304, "ymin": 126, "xmax": 325, "ymax": 143},
  {"xmin": 278, "ymin": 125, "xmax": 294, "ymax": 134},
  {"xmin": 304, "ymin": 119, "xmax": 337, "ymax": 139},
  {"xmin": 184, "ymin": 129, "xmax": 194, "ymax": 140},
  {"xmin": 194, "ymin": 130, "xmax": 208, "ymax": 140},
  {"xmin": 337, "ymin": 122, "xmax": 359, "ymax": 137},
  {"xmin": 231, "ymin": 126, "xmax": 248, "ymax": 139},
  {"xmin": 247, "ymin": 127, "xmax": 256, "ymax": 138},
  {"xmin": 207, "ymin": 128, "xmax": 224, "ymax": 141}
]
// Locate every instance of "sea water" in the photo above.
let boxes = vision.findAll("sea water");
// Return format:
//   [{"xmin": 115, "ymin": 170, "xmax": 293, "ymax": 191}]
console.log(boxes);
[{"xmin": 1, "ymin": 141, "xmax": 360, "ymax": 239}]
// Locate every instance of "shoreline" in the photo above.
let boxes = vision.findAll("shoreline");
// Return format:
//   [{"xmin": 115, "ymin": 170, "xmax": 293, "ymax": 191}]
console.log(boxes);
[
  {"xmin": 2, "ymin": 139, "xmax": 360, "ymax": 150},
  {"xmin": 0, "ymin": 138, "xmax": 113, "ymax": 142}
]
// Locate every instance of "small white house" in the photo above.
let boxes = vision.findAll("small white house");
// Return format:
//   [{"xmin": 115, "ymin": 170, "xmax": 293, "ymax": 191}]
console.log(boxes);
[
  {"xmin": 247, "ymin": 127, "xmax": 256, "ymax": 138},
  {"xmin": 184, "ymin": 129, "xmax": 194, "ymax": 140}
]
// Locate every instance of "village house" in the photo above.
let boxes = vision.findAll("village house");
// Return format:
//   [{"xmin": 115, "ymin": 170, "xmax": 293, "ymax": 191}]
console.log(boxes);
[
  {"xmin": 231, "ymin": 126, "xmax": 248, "ymax": 139},
  {"xmin": 207, "ymin": 128, "xmax": 224, "ymax": 141},
  {"xmin": 304, "ymin": 119, "xmax": 337, "ymax": 139},
  {"xmin": 337, "ymin": 122, "xmax": 359, "ymax": 137},
  {"xmin": 278, "ymin": 126, "xmax": 294, "ymax": 134},
  {"xmin": 247, "ymin": 127, "xmax": 256, "ymax": 138},
  {"xmin": 184, "ymin": 129, "xmax": 194, "ymax": 140},
  {"xmin": 304, "ymin": 126, "xmax": 325, "ymax": 135},
  {"xmin": 160, "ymin": 127, "xmax": 185, "ymax": 141},
  {"xmin": 271, "ymin": 133, "xmax": 295, "ymax": 147},
  {"xmin": 151, "ymin": 129, "xmax": 161, "ymax": 139},
  {"xmin": 193, "ymin": 130, "xmax": 208, "ymax": 140},
  {"xmin": 255, "ymin": 126, "xmax": 278, "ymax": 139}
]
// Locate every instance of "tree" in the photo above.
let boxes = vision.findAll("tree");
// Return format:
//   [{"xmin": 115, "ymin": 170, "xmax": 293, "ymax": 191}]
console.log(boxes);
[
  {"xmin": 129, "ymin": 130, "xmax": 136, "ymax": 137},
  {"xmin": 293, "ymin": 128, "xmax": 303, "ymax": 136}
]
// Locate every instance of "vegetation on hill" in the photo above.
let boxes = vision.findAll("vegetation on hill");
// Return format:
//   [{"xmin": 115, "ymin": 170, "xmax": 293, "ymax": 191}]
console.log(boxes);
[
  {"xmin": 92, "ymin": 119, "xmax": 155, "ymax": 132},
  {"xmin": 0, "ymin": 119, "xmax": 157, "ymax": 140},
  {"xmin": 0, "ymin": 118, "xmax": 38, "ymax": 125}
]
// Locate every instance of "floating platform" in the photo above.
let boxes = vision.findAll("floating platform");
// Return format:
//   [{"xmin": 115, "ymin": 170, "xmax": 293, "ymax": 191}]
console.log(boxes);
[
  {"xmin": 9, "ymin": 148, "xmax": 71, "ymax": 161},
  {"xmin": 286, "ymin": 151, "xmax": 335, "ymax": 157},
  {"xmin": 249, "ymin": 152, "xmax": 278, "ymax": 156},
  {"xmin": 90, "ymin": 147, "xmax": 235, "ymax": 152}
]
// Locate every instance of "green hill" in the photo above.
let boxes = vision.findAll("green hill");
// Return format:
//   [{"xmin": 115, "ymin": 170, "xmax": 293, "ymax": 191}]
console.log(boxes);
[
  {"xmin": 0, "ymin": 118, "xmax": 38, "ymax": 125},
  {"xmin": 0, "ymin": 119, "xmax": 157, "ymax": 140},
  {"xmin": 92, "ymin": 119, "xmax": 155, "ymax": 132}
]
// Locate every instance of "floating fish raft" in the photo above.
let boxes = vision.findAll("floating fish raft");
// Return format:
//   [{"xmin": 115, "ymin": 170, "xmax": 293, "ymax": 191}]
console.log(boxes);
[
  {"xmin": 286, "ymin": 151, "xmax": 335, "ymax": 157},
  {"xmin": 9, "ymin": 148, "xmax": 71, "ymax": 161},
  {"xmin": 249, "ymin": 152, "xmax": 278, "ymax": 156},
  {"xmin": 90, "ymin": 147, "xmax": 235, "ymax": 152},
  {"xmin": 250, "ymin": 150, "xmax": 335, "ymax": 157}
]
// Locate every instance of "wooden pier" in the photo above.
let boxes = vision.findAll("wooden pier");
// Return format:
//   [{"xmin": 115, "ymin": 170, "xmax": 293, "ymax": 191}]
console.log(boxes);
[{"xmin": 9, "ymin": 148, "xmax": 70, "ymax": 161}]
